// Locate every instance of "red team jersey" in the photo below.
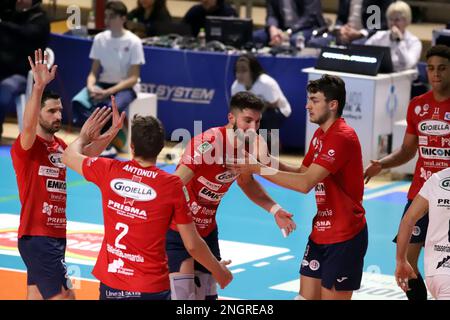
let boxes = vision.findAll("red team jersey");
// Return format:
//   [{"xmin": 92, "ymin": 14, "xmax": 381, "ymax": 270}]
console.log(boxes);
[
  {"xmin": 303, "ymin": 118, "xmax": 366, "ymax": 244},
  {"xmin": 172, "ymin": 126, "xmax": 240, "ymax": 238},
  {"xmin": 11, "ymin": 135, "xmax": 68, "ymax": 239},
  {"xmin": 82, "ymin": 157, "xmax": 192, "ymax": 293},
  {"xmin": 405, "ymin": 91, "xmax": 450, "ymax": 200}
]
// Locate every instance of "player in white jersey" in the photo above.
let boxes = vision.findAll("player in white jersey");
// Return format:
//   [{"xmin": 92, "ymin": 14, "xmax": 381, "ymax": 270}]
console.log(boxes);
[{"xmin": 396, "ymin": 167, "xmax": 450, "ymax": 300}]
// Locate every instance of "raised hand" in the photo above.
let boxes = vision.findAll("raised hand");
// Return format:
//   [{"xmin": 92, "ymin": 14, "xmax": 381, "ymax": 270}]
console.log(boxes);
[
  {"xmin": 28, "ymin": 49, "xmax": 57, "ymax": 88},
  {"xmin": 109, "ymin": 95, "xmax": 126, "ymax": 132}
]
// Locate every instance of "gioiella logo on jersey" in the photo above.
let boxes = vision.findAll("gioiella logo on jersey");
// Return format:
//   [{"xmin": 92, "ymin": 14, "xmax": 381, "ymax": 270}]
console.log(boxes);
[{"xmin": 0, "ymin": 229, "xmax": 102, "ymax": 262}]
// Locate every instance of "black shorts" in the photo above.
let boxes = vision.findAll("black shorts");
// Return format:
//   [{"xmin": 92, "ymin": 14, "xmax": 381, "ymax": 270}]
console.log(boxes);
[
  {"xmin": 99, "ymin": 283, "xmax": 170, "ymax": 300},
  {"xmin": 18, "ymin": 236, "xmax": 71, "ymax": 299},
  {"xmin": 300, "ymin": 225, "xmax": 368, "ymax": 291},
  {"xmin": 166, "ymin": 227, "xmax": 221, "ymax": 274},
  {"xmin": 393, "ymin": 199, "xmax": 429, "ymax": 244}
]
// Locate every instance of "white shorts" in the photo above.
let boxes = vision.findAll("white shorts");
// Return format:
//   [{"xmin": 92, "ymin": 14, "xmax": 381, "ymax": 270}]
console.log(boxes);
[{"xmin": 425, "ymin": 275, "xmax": 450, "ymax": 300}]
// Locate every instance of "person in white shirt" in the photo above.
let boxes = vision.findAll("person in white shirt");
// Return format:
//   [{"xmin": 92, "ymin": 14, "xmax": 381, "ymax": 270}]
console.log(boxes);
[
  {"xmin": 231, "ymin": 54, "xmax": 291, "ymax": 150},
  {"xmin": 396, "ymin": 168, "xmax": 450, "ymax": 300},
  {"xmin": 72, "ymin": 1, "xmax": 145, "ymax": 155},
  {"xmin": 365, "ymin": 1, "xmax": 422, "ymax": 72}
]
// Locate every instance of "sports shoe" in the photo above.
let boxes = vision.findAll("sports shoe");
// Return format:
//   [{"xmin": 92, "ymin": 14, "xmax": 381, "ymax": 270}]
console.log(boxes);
[{"xmin": 100, "ymin": 146, "xmax": 118, "ymax": 158}]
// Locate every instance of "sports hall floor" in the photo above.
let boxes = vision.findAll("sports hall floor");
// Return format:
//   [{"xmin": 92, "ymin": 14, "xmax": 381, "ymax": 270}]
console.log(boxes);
[{"xmin": 0, "ymin": 123, "xmax": 432, "ymax": 300}]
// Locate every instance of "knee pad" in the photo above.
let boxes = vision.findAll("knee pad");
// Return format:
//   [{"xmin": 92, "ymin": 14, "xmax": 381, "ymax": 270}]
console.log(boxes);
[
  {"xmin": 294, "ymin": 294, "xmax": 307, "ymax": 300},
  {"xmin": 194, "ymin": 271, "xmax": 218, "ymax": 300},
  {"xmin": 169, "ymin": 273, "xmax": 196, "ymax": 300}
]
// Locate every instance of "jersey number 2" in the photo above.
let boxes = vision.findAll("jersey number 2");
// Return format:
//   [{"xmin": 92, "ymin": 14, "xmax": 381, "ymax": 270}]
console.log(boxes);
[{"xmin": 115, "ymin": 222, "xmax": 129, "ymax": 250}]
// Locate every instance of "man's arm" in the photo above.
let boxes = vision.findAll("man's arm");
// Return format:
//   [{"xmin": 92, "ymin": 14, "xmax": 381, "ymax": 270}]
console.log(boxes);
[
  {"xmin": 177, "ymin": 222, "xmax": 232, "ymax": 289},
  {"xmin": 395, "ymin": 195, "xmax": 428, "ymax": 291},
  {"xmin": 364, "ymin": 133, "xmax": 418, "ymax": 183},
  {"xmin": 237, "ymin": 173, "xmax": 296, "ymax": 235},
  {"xmin": 21, "ymin": 49, "xmax": 57, "ymax": 150}
]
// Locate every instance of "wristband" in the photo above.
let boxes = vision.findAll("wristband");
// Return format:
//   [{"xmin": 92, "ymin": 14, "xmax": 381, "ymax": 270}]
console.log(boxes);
[{"xmin": 269, "ymin": 204, "xmax": 282, "ymax": 215}]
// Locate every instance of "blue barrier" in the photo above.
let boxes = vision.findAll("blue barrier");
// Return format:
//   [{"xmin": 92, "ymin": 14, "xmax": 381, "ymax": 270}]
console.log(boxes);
[{"xmin": 48, "ymin": 33, "xmax": 316, "ymax": 150}]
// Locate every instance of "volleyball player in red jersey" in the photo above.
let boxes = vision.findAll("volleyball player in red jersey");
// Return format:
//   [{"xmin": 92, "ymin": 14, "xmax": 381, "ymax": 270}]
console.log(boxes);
[
  {"xmin": 61, "ymin": 105, "xmax": 233, "ymax": 300},
  {"xmin": 231, "ymin": 75, "xmax": 368, "ymax": 300},
  {"xmin": 365, "ymin": 45, "xmax": 450, "ymax": 300},
  {"xmin": 11, "ymin": 49, "xmax": 122, "ymax": 300},
  {"xmin": 167, "ymin": 91, "xmax": 297, "ymax": 300}
]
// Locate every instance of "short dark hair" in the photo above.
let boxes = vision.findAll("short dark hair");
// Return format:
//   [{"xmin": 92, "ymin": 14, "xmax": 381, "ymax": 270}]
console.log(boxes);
[
  {"xmin": 426, "ymin": 45, "xmax": 450, "ymax": 61},
  {"xmin": 229, "ymin": 91, "xmax": 264, "ymax": 113},
  {"xmin": 106, "ymin": 1, "xmax": 128, "ymax": 17},
  {"xmin": 131, "ymin": 115, "xmax": 164, "ymax": 160},
  {"xmin": 41, "ymin": 91, "xmax": 60, "ymax": 108},
  {"xmin": 234, "ymin": 54, "xmax": 265, "ymax": 85},
  {"xmin": 307, "ymin": 74, "xmax": 346, "ymax": 117}
]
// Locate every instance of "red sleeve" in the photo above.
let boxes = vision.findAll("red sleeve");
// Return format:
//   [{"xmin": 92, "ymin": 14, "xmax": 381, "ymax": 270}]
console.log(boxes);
[
  {"xmin": 11, "ymin": 134, "xmax": 35, "ymax": 158},
  {"xmin": 172, "ymin": 177, "xmax": 193, "ymax": 225},
  {"xmin": 406, "ymin": 99, "xmax": 418, "ymax": 136},
  {"xmin": 82, "ymin": 157, "xmax": 114, "ymax": 187},
  {"xmin": 312, "ymin": 133, "xmax": 350, "ymax": 174}
]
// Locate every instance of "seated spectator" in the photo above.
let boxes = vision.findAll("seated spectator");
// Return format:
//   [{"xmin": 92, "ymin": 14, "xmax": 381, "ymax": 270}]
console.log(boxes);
[
  {"xmin": 231, "ymin": 54, "xmax": 291, "ymax": 149},
  {"xmin": 72, "ymin": 1, "xmax": 145, "ymax": 157},
  {"xmin": 127, "ymin": 0, "xmax": 172, "ymax": 38},
  {"xmin": 309, "ymin": 0, "xmax": 393, "ymax": 48},
  {"xmin": 0, "ymin": 0, "xmax": 50, "ymax": 142},
  {"xmin": 253, "ymin": 0, "xmax": 326, "ymax": 47},
  {"xmin": 183, "ymin": 0, "xmax": 237, "ymax": 37},
  {"xmin": 365, "ymin": 1, "xmax": 422, "ymax": 72}
]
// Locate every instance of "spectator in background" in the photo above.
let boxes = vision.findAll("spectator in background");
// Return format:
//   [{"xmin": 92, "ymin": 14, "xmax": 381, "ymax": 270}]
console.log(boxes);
[
  {"xmin": 0, "ymin": 0, "xmax": 50, "ymax": 142},
  {"xmin": 309, "ymin": 0, "xmax": 393, "ymax": 47},
  {"xmin": 183, "ymin": 0, "xmax": 237, "ymax": 37},
  {"xmin": 253, "ymin": 0, "xmax": 326, "ymax": 47},
  {"xmin": 231, "ymin": 54, "xmax": 291, "ymax": 149},
  {"xmin": 365, "ymin": 1, "xmax": 422, "ymax": 72},
  {"xmin": 127, "ymin": 0, "xmax": 172, "ymax": 38},
  {"xmin": 72, "ymin": 1, "xmax": 145, "ymax": 157}
]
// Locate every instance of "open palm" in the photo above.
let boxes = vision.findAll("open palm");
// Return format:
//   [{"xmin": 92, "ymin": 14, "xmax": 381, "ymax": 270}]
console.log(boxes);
[{"xmin": 28, "ymin": 48, "xmax": 57, "ymax": 87}]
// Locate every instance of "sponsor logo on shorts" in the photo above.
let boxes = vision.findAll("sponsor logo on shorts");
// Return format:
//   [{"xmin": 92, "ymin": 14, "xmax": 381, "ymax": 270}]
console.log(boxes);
[
  {"xmin": 38, "ymin": 166, "xmax": 60, "ymax": 178},
  {"xmin": 439, "ymin": 178, "xmax": 450, "ymax": 191},
  {"xmin": 336, "ymin": 277, "xmax": 348, "ymax": 283},
  {"xmin": 412, "ymin": 226, "xmax": 421, "ymax": 236},
  {"xmin": 418, "ymin": 120, "xmax": 450, "ymax": 136},
  {"xmin": 198, "ymin": 187, "xmax": 225, "ymax": 202},
  {"xmin": 110, "ymin": 179, "xmax": 156, "ymax": 201},
  {"xmin": 418, "ymin": 136, "xmax": 428, "ymax": 146},
  {"xmin": 48, "ymin": 153, "xmax": 66, "ymax": 168},
  {"xmin": 301, "ymin": 259, "xmax": 309, "ymax": 267},
  {"xmin": 198, "ymin": 176, "xmax": 222, "ymax": 191},
  {"xmin": 309, "ymin": 260, "xmax": 320, "ymax": 271},
  {"xmin": 419, "ymin": 146, "xmax": 450, "ymax": 160},
  {"xmin": 436, "ymin": 256, "xmax": 450, "ymax": 270},
  {"xmin": 215, "ymin": 171, "xmax": 238, "ymax": 184},
  {"xmin": 46, "ymin": 179, "xmax": 66, "ymax": 194}
]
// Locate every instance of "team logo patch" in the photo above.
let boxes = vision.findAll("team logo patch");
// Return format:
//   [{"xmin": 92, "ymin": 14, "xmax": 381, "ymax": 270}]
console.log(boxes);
[
  {"xmin": 412, "ymin": 226, "xmax": 421, "ymax": 236},
  {"xmin": 418, "ymin": 120, "xmax": 450, "ymax": 136},
  {"xmin": 309, "ymin": 260, "xmax": 320, "ymax": 271},
  {"xmin": 38, "ymin": 166, "xmax": 60, "ymax": 178},
  {"xmin": 46, "ymin": 179, "xmax": 66, "ymax": 194},
  {"xmin": 327, "ymin": 149, "xmax": 336, "ymax": 157},
  {"xmin": 445, "ymin": 112, "xmax": 450, "ymax": 121},
  {"xmin": 110, "ymin": 179, "xmax": 156, "ymax": 201},
  {"xmin": 439, "ymin": 177, "xmax": 450, "ymax": 191},
  {"xmin": 48, "ymin": 153, "xmax": 66, "ymax": 168}
]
